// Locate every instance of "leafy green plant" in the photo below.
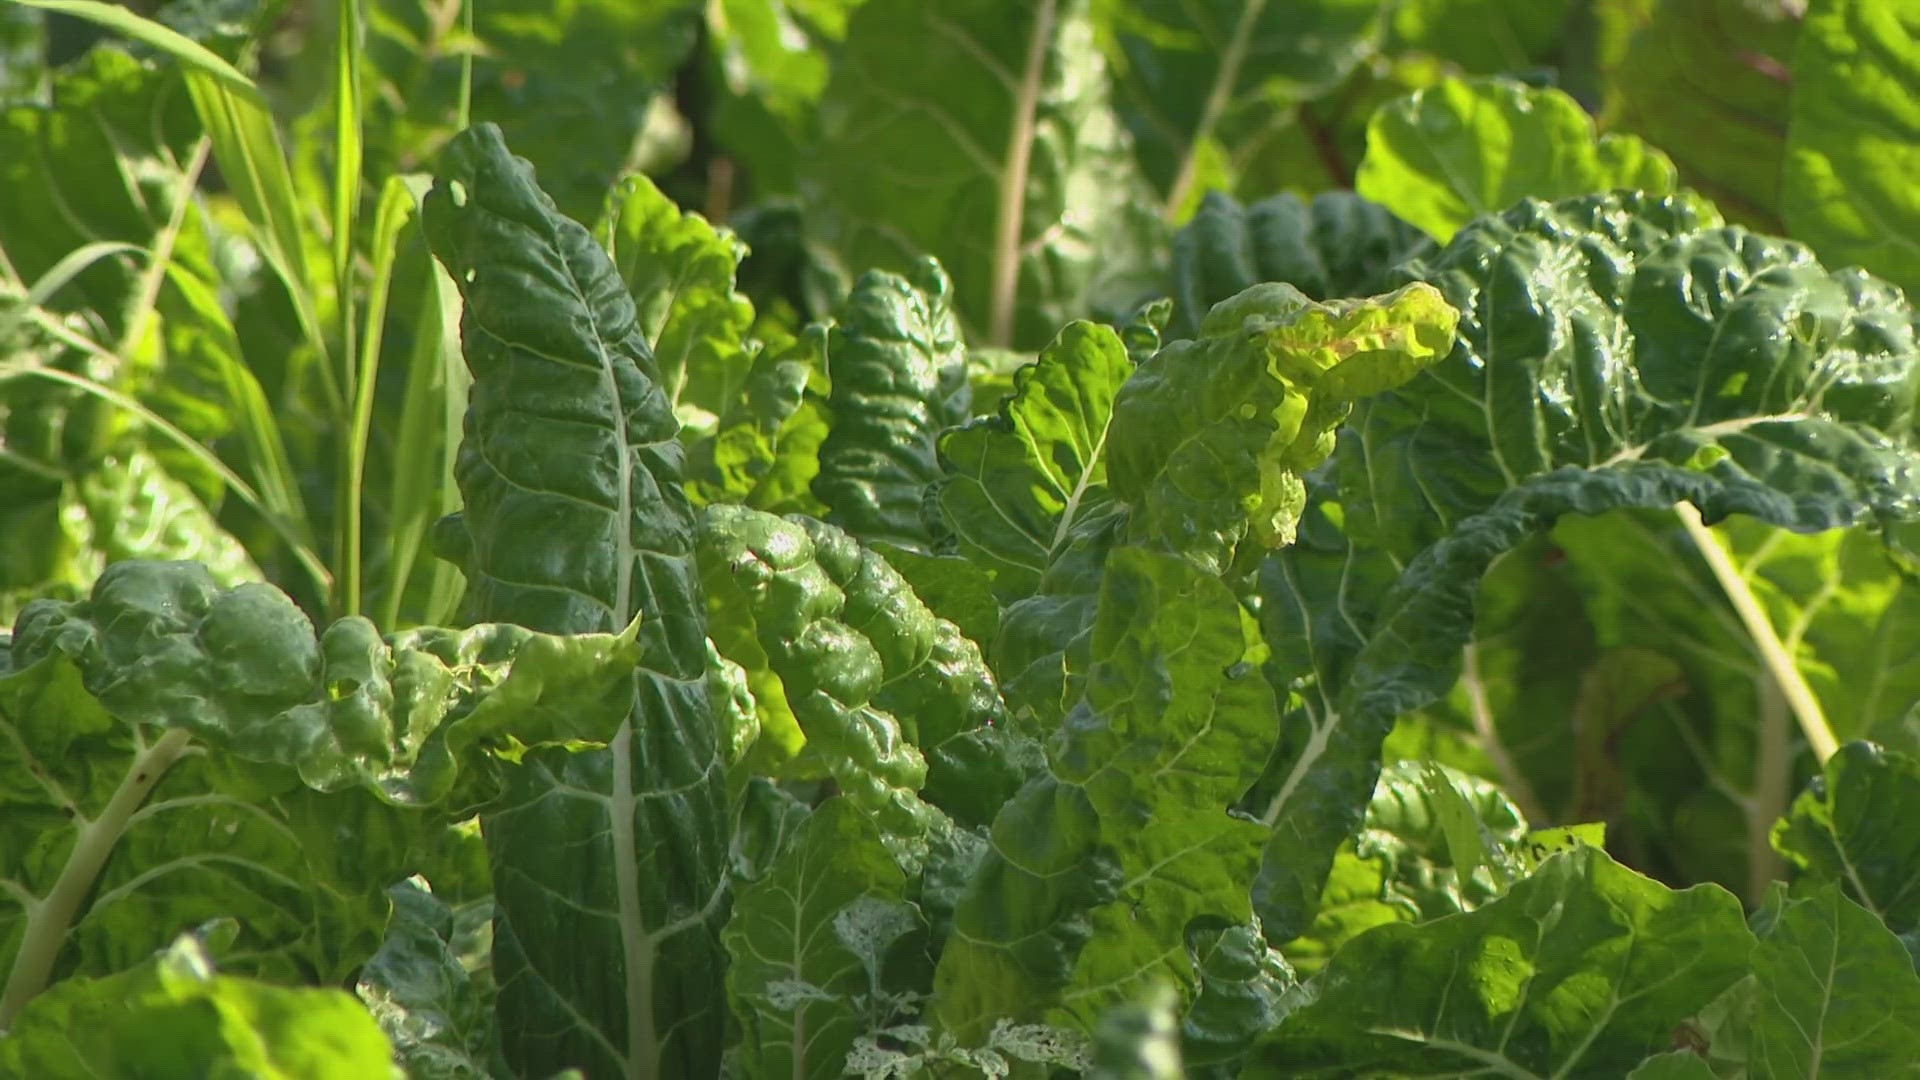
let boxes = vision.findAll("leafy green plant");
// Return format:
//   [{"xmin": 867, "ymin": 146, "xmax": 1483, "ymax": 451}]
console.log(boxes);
[{"xmin": 6, "ymin": 1, "xmax": 1920, "ymax": 1078}]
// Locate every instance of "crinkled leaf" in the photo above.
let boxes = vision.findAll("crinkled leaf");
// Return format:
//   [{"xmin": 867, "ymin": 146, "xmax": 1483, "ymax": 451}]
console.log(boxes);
[
  {"xmin": 688, "ymin": 323, "xmax": 831, "ymax": 513},
  {"xmin": 423, "ymin": 123, "xmax": 731, "ymax": 1080},
  {"xmin": 1358, "ymin": 190, "xmax": 1920, "ymax": 560},
  {"xmin": 1168, "ymin": 190, "xmax": 1429, "ymax": 339},
  {"xmin": 1111, "ymin": 281, "xmax": 1457, "ymax": 573},
  {"xmin": 1357, "ymin": 77, "xmax": 1677, "ymax": 242},
  {"xmin": 1180, "ymin": 921, "xmax": 1298, "ymax": 1067},
  {"xmin": 1249, "ymin": 184, "xmax": 1920, "ymax": 939},
  {"xmin": 74, "ymin": 449, "xmax": 259, "ymax": 588},
  {"xmin": 866, "ymin": 542, "xmax": 1001, "ymax": 647},
  {"xmin": 1278, "ymin": 758, "xmax": 1534, "ymax": 972},
  {"xmin": 812, "ymin": 261, "xmax": 971, "ymax": 550},
  {"xmin": 988, "ymin": 502, "xmax": 1124, "ymax": 731},
  {"xmin": 696, "ymin": 505, "xmax": 1022, "ymax": 833},
  {"xmin": 8, "ymin": 560, "xmax": 646, "ymax": 805},
  {"xmin": 0, "ymin": 558, "xmax": 651, "ymax": 1024},
  {"xmin": 1247, "ymin": 846, "xmax": 1752, "ymax": 1077}
]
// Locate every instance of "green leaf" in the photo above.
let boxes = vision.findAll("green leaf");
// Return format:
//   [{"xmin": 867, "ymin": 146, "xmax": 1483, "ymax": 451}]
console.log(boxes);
[
  {"xmin": 724, "ymin": 798, "xmax": 923, "ymax": 1080},
  {"xmin": 1784, "ymin": 0, "xmax": 1920, "ymax": 301},
  {"xmin": 1479, "ymin": 513, "xmax": 1920, "ymax": 896},
  {"xmin": 1601, "ymin": 0, "xmax": 1799, "ymax": 232},
  {"xmin": 1247, "ymin": 188, "xmax": 1920, "ymax": 953},
  {"xmin": 866, "ymin": 541, "xmax": 1002, "ymax": 646},
  {"xmin": 355, "ymin": 879, "xmax": 506, "ymax": 1080},
  {"xmin": 422, "ymin": 123, "xmax": 731, "ymax": 1080},
  {"xmin": 936, "ymin": 320, "xmax": 1134, "ymax": 601},
  {"xmin": 0, "ymin": 935, "xmax": 395, "ymax": 1078},
  {"xmin": 803, "ymin": 0, "xmax": 1165, "ymax": 349},
  {"xmin": 1774, "ymin": 742, "xmax": 1920, "ymax": 937},
  {"xmin": 696, "ymin": 505, "xmax": 1022, "ymax": 833},
  {"xmin": 1357, "ymin": 77, "xmax": 1678, "ymax": 242},
  {"xmin": 811, "ymin": 261, "xmax": 970, "ymax": 550},
  {"xmin": 1353, "ymin": 190, "xmax": 1920, "ymax": 561},
  {"xmin": 935, "ymin": 548, "xmax": 1277, "ymax": 1039},
  {"xmin": 1246, "ymin": 846, "xmax": 1753, "ymax": 1077},
  {"xmin": 1279, "ymin": 759, "xmax": 1530, "ymax": 972},
  {"xmin": 1180, "ymin": 921, "xmax": 1296, "ymax": 1066},
  {"xmin": 688, "ymin": 323, "xmax": 831, "ymax": 513},
  {"xmin": 0, "ymin": 558, "xmax": 659, "ymax": 1031},
  {"xmin": 1110, "ymin": 281, "xmax": 1458, "ymax": 573},
  {"xmin": 986, "ymin": 500, "xmax": 1124, "ymax": 730},
  {"xmin": 1168, "ymin": 190, "xmax": 1429, "ymax": 338},
  {"xmin": 75, "ymin": 447, "xmax": 260, "ymax": 587},
  {"xmin": 1741, "ymin": 882, "xmax": 1920, "ymax": 1077},
  {"xmin": 595, "ymin": 172, "xmax": 756, "ymax": 434},
  {"xmin": 1102, "ymin": 0, "xmax": 1386, "ymax": 216},
  {"xmin": 11, "ymin": 558, "xmax": 644, "ymax": 790}
]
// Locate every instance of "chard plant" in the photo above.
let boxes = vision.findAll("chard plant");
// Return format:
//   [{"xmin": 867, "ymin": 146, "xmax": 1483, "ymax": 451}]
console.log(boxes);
[{"xmin": 4, "ymin": 1, "xmax": 1920, "ymax": 1078}]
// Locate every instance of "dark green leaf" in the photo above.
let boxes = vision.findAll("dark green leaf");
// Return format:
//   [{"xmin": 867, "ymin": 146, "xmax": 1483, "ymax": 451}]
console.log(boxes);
[
  {"xmin": 812, "ymin": 261, "xmax": 970, "ymax": 550},
  {"xmin": 1168, "ymin": 190, "xmax": 1429, "ymax": 338},
  {"xmin": 1774, "ymin": 742, "xmax": 1920, "ymax": 937},
  {"xmin": 423, "ymin": 123, "xmax": 731, "ymax": 1080},
  {"xmin": 1247, "ymin": 847, "xmax": 1752, "ymax": 1077}
]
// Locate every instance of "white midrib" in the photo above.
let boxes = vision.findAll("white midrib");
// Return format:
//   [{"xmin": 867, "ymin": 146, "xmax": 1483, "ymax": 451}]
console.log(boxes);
[
  {"xmin": 1049, "ymin": 414, "xmax": 1111, "ymax": 554},
  {"xmin": 591, "ymin": 294, "xmax": 652, "ymax": 1080},
  {"xmin": 987, "ymin": 0, "xmax": 1059, "ymax": 350},
  {"xmin": 1163, "ymin": 0, "xmax": 1269, "ymax": 217}
]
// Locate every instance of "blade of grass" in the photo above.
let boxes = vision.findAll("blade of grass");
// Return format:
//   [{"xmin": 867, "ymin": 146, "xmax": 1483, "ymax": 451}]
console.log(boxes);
[
  {"xmin": 330, "ymin": 0, "xmax": 367, "ymax": 615},
  {"xmin": 111, "ymin": 136, "xmax": 213, "ymax": 362},
  {"xmin": 3, "ymin": 0, "xmax": 257, "ymax": 98},
  {"xmin": 162, "ymin": 263, "xmax": 315, "ymax": 545},
  {"xmin": 339, "ymin": 175, "xmax": 413, "ymax": 618},
  {"xmin": 181, "ymin": 70, "xmax": 342, "ymax": 415},
  {"xmin": 377, "ymin": 178, "xmax": 469, "ymax": 630}
]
